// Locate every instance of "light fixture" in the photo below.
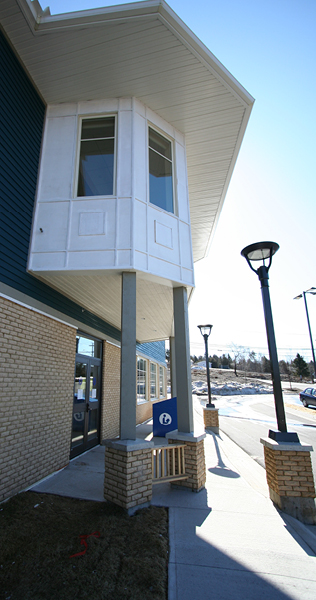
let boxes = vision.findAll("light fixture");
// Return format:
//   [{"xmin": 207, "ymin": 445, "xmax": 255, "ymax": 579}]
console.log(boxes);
[
  {"xmin": 197, "ymin": 324, "xmax": 214, "ymax": 408},
  {"xmin": 294, "ymin": 288, "xmax": 316, "ymax": 379},
  {"xmin": 241, "ymin": 241, "xmax": 299, "ymax": 443}
]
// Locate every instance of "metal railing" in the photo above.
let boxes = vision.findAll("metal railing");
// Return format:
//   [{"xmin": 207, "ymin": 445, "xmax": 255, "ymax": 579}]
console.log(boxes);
[{"xmin": 152, "ymin": 443, "xmax": 188, "ymax": 484}]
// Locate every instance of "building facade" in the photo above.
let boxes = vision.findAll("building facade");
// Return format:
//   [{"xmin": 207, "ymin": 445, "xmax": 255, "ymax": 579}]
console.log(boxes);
[{"xmin": 0, "ymin": 0, "xmax": 253, "ymax": 504}]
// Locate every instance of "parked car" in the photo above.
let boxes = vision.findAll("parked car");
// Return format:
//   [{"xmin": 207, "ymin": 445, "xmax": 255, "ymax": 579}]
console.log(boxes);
[{"xmin": 299, "ymin": 388, "xmax": 316, "ymax": 407}]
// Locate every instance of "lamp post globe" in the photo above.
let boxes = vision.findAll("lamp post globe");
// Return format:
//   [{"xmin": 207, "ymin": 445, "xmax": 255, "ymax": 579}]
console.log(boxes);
[
  {"xmin": 197, "ymin": 324, "xmax": 214, "ymax": 408},
  {"xmin": 241, "ymin": 241, "xmax": 299, "ymax": 443}
]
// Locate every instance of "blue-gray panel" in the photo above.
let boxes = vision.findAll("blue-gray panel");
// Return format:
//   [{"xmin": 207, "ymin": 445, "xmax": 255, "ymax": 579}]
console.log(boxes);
[{"xmin": 137, "ymin": 340, "xmax": 166, "ymax": 363}]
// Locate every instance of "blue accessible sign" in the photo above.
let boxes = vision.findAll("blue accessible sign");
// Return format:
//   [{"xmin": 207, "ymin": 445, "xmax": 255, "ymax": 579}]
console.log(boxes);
[{"xmin": 153, "ymin": 397, "xmax": 178, "ymax": 437}]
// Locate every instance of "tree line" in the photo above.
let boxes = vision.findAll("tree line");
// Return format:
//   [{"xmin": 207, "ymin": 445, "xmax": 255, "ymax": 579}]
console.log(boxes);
[{"xmin": 189, "ymin": 350, "xmax": 314, "ymax": 380}]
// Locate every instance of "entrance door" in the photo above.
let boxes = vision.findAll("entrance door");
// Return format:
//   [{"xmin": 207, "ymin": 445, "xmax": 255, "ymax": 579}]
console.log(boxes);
[{"xmin": 71, "ymin": 335, "xmax": 102, "ymax": 458}]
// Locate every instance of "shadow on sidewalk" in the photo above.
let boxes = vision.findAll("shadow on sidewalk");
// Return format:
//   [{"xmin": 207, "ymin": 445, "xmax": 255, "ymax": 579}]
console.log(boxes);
[{"xmin": 208, "ymin": 433, "xmax": 240, "ymax": 478}]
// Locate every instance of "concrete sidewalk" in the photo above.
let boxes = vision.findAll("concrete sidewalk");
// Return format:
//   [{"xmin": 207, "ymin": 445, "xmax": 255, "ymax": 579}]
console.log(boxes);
[{"xmin": 32, "ymin": 424, "xmax": 316, "ymax": 600}]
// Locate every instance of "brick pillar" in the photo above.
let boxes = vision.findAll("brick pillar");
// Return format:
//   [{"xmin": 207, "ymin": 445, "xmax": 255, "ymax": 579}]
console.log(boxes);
[
  {"xmin": 166, "ymin": 431, "xmax": 206, "ymax": 492},
  {"xmin": 103, "ymin": 439, "xmax": 153, "ymax": 514},
  {"xmin": 261, "ymin": 437, "xmax": 316, "ymax": 524},
  {"xmin": 203, "ymin": 407, "xmax": 219, "ymax": 434}
]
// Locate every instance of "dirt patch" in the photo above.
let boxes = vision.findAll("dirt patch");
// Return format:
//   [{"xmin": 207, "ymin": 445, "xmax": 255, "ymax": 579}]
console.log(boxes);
[{"xmin": 0, "ymin": 492, "xmax": 168, "ymax": 600}]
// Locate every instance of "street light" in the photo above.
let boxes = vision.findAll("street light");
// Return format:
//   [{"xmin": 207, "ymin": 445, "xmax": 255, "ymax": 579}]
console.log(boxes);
[
  {"xmin": 197, "ymin": 324, "xmax": 214, "ymax": 408},
  {"xmin": 293, "ymin": 288, "xmax": 316, "ymax": 380},
  {"xmin": 241, "ymin": 241, "xmax": 299, "ymax": 443}
]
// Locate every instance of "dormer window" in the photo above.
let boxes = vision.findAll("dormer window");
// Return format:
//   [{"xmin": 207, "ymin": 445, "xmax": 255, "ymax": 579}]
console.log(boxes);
[
  {"xmin": 77, "ymin": 116, "xmax": 115, "ymax": 197},
  {"xmin": 149, "ymin": 127, "xmax": 173, "ymax": 213}
]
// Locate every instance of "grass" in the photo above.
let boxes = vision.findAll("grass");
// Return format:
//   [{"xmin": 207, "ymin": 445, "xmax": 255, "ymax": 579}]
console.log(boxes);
[{"xmin": 0, "ymin": 492, "xmax": 168, "ymax": 600}]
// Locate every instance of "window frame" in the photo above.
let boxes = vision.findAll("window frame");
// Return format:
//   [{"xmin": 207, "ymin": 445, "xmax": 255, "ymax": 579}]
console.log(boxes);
[
  {"xmin": 74, "ymin": 114, "xmax": 117, "ymax": 198},
  {"xmin": 136, "ymin": 356, "xmax": 148, "ymax": 404},
  {"xmin": 159, "ymin": 365, "xmax": 165, "ymax": 399},
  {"xmin": 150, "ymin": 361, "xmax": 158, "ymax": 400},
  {"xmin": 148, "ymin": 124, "xmax": 176, "ymax": 215}
]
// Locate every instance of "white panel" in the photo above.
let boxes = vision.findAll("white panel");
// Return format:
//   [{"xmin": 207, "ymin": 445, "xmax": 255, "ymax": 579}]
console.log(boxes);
[
  {"xmin": 38, "ymin": 116, "xmax": 76, "ymax": 201},
  {"xmin": 175, "ymin": 142, "xmax": 189, "ymax": 223},
  {"xmin": 134, "ymin": 112, "xmax": 147, "ymax": 203},
  {"xmin": 117, "ymin": 109, "xmax": 132, "ymax": 197},
  {"xmin": 134, "ymin": 199, "xmax": 147, "ymax": 253},
  {"xmin": 179, "ymin": 221, "xmax": 193, "ymax": 270},
  {"xmin": 30, "ymin": 252, "xmax": 66, "ymax": 270},
  {"xmin": 181, "ymin": 268, "xmax": 194, "ymax": 285},
  {"xmin": 69, "ymin": 199, "xmax": 116, "ymax": 250},
  {"xmin": 134, "ymin": 250, "xmax": 148, "ymax": 271},
  {"xmin": 174, "ymin": 129, "xmax": 185, "ymax": 146},
  {"xmin": 78, "ymin": 99, "xmax": 119, "ymax": 114},
  {"xmin": 134, "ymin": 98, "xmax": 146, "ymax": 118},
  {"xmin": 67, "ymin": 250, "xmax": 115, "ymax": 269},
  {"xmin": 155, "ymin": 221, "xmax": 173, "ymax": 249},
  {"xmin": 117, "ymin": 198, "xmax": 132, "ymax": 249},
  {"xmin": 148, "ymin": 256, "xmax": 181, "ymax": 282},
  {"xmin": 119, "ymin": 98, "xmax": 132, "ymax": 111},
  {"xmin": 47, "ymin": 104, "xmax": 77, "ymax": 118},
  {"xmin": 148, "ymin": 207, "xmax": 179, "ymax": 264},
  {"xmin": 32, "ymin": 202, "xmax": 70, "ymax": 253},
  {"xmin": 117, "ymin": 249, "xmax": 132, "ymax": 266},
  {"xmin": 79, "ymin": 212, "xmax": 105, "ymax": 236}
]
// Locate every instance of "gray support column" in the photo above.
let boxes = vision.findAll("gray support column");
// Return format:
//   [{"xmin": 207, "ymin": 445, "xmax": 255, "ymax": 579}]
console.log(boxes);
[
  {"xmin": 169, "ymin": 336, "xmax": 177, "ymax": 398},
  {"xmin": 173, "ymin": 287, "xmax": 193, "ymax": 433},
  {"xmin": 120, "ymin": 272, "xmax": 137, "ymax": 440}
]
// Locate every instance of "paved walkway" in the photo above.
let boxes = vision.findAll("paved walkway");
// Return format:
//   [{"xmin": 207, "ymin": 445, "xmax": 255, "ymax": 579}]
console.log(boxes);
[{"xmin": 32, "ymin": 423, "xmax": 316, "ymax": 600}]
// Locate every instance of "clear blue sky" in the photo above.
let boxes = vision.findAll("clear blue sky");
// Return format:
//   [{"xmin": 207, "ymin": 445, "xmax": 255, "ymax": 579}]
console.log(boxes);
[{"xmin": 47, "ymin": 0, "xmax": 316, "ymax": 361}]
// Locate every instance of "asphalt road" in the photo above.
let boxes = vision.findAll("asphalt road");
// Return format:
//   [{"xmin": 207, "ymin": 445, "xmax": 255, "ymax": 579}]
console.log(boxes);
[{"xmin": 193, "ymin": 392, "xmax": 316, "ymax": 477}]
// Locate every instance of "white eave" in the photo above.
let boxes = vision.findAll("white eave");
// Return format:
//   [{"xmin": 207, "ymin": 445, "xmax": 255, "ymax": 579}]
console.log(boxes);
[{"xmin": 2, "ymin": 0, "xmax": 254, "ymax": 262}]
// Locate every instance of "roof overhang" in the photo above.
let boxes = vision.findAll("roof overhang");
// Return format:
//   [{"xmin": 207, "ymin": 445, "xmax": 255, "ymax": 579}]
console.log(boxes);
[{"xmin": 2, "ymin": 0, "xmax": 254, "ymax": 263}]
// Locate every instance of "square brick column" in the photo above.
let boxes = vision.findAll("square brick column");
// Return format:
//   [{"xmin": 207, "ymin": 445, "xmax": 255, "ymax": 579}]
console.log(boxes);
[
  {"xmin": 166, "ymin": 431, "xmax": 206, "ymax": 492},
  {"xmin": 103, "ymin": 439, "xmax": 154, "ymax": 515},
  {"xmin": 203, "ymin": 407, "xmax": 219, "ymax": 434},
  {"xmin": 261, "ymin": 437, "xmax": 316, "ymax": 524}
]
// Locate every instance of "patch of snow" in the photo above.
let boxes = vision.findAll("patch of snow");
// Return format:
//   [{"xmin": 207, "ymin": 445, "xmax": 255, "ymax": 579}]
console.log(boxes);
[{"xmin": 192, "ymin": 380, "xmax": 272, "ymax": 396}]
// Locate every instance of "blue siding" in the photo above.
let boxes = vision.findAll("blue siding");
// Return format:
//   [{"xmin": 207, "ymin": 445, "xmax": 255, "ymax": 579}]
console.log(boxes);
[
  {"xmin": 137, "ymin": 340, "xmax": 166, "ymax": 363},
  {"xmin": 0, "ymin": 29, "xmax": 120, "ymax": 342}
]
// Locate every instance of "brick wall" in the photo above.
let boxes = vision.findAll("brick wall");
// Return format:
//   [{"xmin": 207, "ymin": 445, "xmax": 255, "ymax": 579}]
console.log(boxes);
[
  {"xmin": 168, "ymin": 438, "xmax": 206, "ymax": 491},
  {"xmin": 101, "ymin": 342, "xmax": 121, "ymax": 440},
  {"xmin": 264, "ymin": 446, "xmax": 316, "ymax": 499},
  {"xmin": 0, "ymin": 296, "xmax": 76, "ymax": 502},
  {"xmin": 104, "ymin": 445, "xmax": 152, "ymax": 510},
  {"xmin": 136, "ymin": 400, "xmax": 153, "ymax": 424}
]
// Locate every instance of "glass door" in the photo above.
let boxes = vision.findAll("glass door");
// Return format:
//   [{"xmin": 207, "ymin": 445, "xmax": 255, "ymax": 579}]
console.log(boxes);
[
  {"xmin": 71, "ymin": 334, "xmax": 102, "ymax": 458},
  {"xmin": 71, "ymin": 361, "xmax": 88, "ymax": 456},
  {"xmin": 86, "ymin": 362, "xmax": 101, "ymax": 449}
]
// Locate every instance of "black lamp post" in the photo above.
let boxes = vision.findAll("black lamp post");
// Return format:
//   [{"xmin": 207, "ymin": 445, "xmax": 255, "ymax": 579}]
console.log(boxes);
[
  {"xmin": 241, "ymin": 241, "xmax": 299, "ymax": 443},
  {"xmin": 197, "ymin": 324, "xmax": 214, "ymax": 408},
  {"xmin": 294, "ymin": 288, "xmax": 316, "ymax": 380}
]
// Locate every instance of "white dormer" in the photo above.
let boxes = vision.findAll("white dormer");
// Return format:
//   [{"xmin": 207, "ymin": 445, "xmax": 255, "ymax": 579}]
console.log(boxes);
[{"xmin": 29, "ymin": 98, "xmax": 194, "ymax": 339}]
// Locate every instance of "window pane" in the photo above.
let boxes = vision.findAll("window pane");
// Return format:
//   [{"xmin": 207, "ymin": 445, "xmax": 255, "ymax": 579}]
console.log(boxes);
[
  {"xmin": 150, "ymin": 363, "xmax": 157, "ymax": 398},
  {"xmin": 137, "ymin": 358, "xmax": 147, "ymax": 402},
  {"xmin": 149, "ymin": 128, "xmax": 172, "ymax": 160},
  {"xmin": 78, "ymin": 139, "xmax": 114, "ymax": 196},
  {"xmin": 81, "ymin": 117, "xmax": 115, "ymax": 140},
  {"xmin": 159, "ymin": 366, "xmax": 164, "ymax": 397},
  {"xmin": 149, "ymin": 148, "xmax": 173, "ymax": 212},
  {"xmin": 72, "ymin": 362, "xmax": 87, "ymax": 447},
  {"xmin": 76, "ymin": 335, "xmax": 102, "ymax": 358}
]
